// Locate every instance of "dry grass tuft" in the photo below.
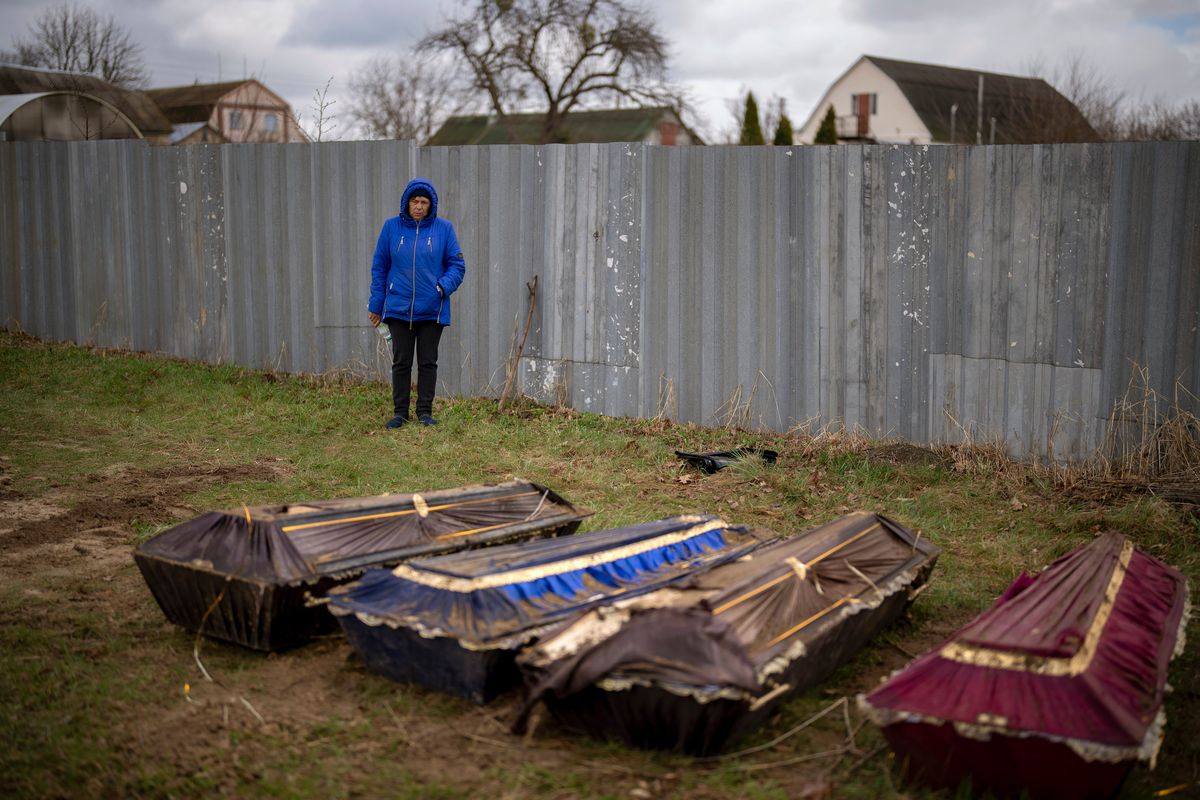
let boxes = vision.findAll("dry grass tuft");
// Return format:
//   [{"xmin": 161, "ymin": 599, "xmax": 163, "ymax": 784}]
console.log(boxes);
[
  {"xmin": 714, "ymin": 382, "xmax": 758, "ymax": 431},
  {"xmin": 1061, "ymin": 368, "xmax": 1200, "ymax": 507},
  {"xmin": 653, "ymin": 373, "xmax": 677, "ymax": 424},
  {"xmin": 298, "ymin": 361, "xmax": 376, "ymax": 391},
  {"xmin": 920, "ymin": 369, "xmax": 1200, "ymax": 510},
  {"xmin": 932, "ymin": 406, "xmax": 1023, "ymax": 480},
  {"xmin": 712, "ymin": 372, "xmax": 781, "ymax": 432},
  {"xmin": 784, "ymin": 417, "xmax": 874, "ymax": 462}
]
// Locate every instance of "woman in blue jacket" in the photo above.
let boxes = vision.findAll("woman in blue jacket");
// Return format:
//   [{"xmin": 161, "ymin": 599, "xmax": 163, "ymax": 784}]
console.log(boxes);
[{"xmin": 368, "ymin": 178, "xmax": 466, "ymax": 428}]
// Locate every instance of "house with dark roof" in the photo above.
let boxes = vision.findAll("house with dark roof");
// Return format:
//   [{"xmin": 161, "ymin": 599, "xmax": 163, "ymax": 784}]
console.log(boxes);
[
  {"xmin": 146, "ymin": 79, "xmax": 307, "ymax": 144},
  {"xmin": 797, "ymin": 56, "xmax": 1098, "ymax": 145},
  {"xmin": 0, "ymin": 63, "xmax": 173, "ymax": 141},
  {"xmin": 427, "ymin": 106, "xmax": 701, "ymax": 146}
]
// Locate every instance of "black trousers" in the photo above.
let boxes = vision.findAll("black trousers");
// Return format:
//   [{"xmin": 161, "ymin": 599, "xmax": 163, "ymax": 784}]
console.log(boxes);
[{"xmin": 386, "ymin": 319, "xmax": 444, "ymax": 418}]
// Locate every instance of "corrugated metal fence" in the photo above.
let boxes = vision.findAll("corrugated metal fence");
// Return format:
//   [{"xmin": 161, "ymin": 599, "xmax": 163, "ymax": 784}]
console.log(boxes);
[{"xmin": 2, "ymin": 139, "xmax": 1197, "ymax": 460}]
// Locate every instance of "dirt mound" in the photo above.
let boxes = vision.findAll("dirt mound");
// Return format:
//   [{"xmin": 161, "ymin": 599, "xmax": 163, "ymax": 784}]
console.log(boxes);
[{"xmin": 864, "ymin": 441, "xmax": 949, "ymax": 467}]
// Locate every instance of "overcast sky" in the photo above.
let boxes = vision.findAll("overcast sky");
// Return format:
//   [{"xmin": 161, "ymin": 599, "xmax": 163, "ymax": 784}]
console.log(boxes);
[{"xmin": 2, "ymin": 0, "xmax": 1198, "ymax": 141}]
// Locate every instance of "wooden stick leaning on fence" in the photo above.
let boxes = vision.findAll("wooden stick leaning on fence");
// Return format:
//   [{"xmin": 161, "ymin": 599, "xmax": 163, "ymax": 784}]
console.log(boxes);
[{"xmin": 500, "ymin": 275, "xmax": 538, "ymax": 409}]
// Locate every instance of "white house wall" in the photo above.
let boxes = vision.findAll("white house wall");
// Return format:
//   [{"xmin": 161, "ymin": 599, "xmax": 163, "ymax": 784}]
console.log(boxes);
[{"xmin": 797, "ymin": 59, "xmax": 932, "ymax": 145}]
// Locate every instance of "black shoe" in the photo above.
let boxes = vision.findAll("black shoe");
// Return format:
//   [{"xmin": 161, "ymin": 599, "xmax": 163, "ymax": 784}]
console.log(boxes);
[
  {"xmin": 385, "ymin": 415, "xmax": 408, "ymax": 429},
  {"xmin": 418, "ymin": 414, "xmax": 438, "ymax": 426}
]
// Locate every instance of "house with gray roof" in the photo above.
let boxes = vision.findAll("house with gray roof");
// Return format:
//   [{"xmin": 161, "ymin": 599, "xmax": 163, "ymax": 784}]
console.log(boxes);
[
  {"xmin": 796, "ymin": 55, "xmax": 1098, "ymax": 145},
  {"xmin": 427, "ymin": 106, "xmax": 702, "ymax": 146}
]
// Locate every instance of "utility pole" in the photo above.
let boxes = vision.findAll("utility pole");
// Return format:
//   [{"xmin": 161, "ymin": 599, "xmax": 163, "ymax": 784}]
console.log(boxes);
[{"xmin": 976, "ymin": 74, "xmax": 984, "ymax": 144}]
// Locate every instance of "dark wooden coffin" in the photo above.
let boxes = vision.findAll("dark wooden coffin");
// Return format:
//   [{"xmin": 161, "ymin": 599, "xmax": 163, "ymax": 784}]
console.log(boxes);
[
  {"xmin": 134, "ymin": 480, "xmax": 590, "ymax": 651},
  {"xmin": 516, "ymin": 511, "xmax": 940, "ymax": 755}
]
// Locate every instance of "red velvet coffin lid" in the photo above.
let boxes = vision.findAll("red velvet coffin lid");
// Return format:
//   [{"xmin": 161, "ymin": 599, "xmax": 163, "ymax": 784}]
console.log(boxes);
[{"xmin": 862, "ymin": 533, "xmax": 1188, "ymax": 755}]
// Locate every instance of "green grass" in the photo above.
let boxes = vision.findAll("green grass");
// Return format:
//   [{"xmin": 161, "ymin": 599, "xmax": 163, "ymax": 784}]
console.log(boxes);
[{"xmin": 0, "ymin": 330, "xmax": 1196, "ymax": 799}]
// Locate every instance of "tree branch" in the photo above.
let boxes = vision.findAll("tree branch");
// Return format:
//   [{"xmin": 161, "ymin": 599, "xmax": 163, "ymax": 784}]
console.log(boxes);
[{"xmin": 419, "ymin": 0, "xmax": 679, "ymax": 143}]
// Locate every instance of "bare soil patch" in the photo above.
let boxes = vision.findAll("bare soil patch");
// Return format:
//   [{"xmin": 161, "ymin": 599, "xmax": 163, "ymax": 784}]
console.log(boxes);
[
  {"xmin": 0, "ymin": 461, "xmax": 292, "ymax": 558},
  {"xmin": 2, "ymin": 458, "xmax": 931, "ymax": 798},
  {"xmin": 5, "ymin": 455, "xmax": 1193, "ymax": 800}
]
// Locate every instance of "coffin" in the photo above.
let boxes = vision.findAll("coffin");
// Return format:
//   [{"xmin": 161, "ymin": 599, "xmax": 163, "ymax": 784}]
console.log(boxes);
[
  {"xmin": 858, "ymin": 532, "xmax": 1190, "ymax": 800},
  {"xmin": 133, "ymin": 480, "xmax": 590, "ymax": 651},
  {"xmin": 327, "ymin": 515, "xmax": 771, "ymax": 703},
  {"xmin": 515, "ymin": 511, "xmax": 940, "ymax": 755}
]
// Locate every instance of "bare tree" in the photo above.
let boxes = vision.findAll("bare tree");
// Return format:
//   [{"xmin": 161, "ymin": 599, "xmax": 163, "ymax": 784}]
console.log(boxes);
[
  {"xmin": 1122, "ymin": 98, "xmax": 1200, "ymax": 141},
  {"xmin": 1021, "ymin": 53, "xmax": 1122, "ymax": 140},
  {"xmin": 1023, "ymin": 53, "xmax": 1200, "ymax": 142},
  {"xmin": 7, "ymin": 3, "xmax": 148, "ymax": 88},
  {"xmin": 718, "ymin": 94, "xmax": 744, "ymax": 143},
  {"xmin": 298, "ymin": 76, "xmax": 338, "ymax": 142},
  {"xmin": 1179, "ymin": 101, "xmax": 1200, "ymax": 140},
  {"xmin": 347, "ymin": 55, "xmax": 461, "ymax": 142},
  {"xmin": 418, "ymin": 0, "xmax": 680, "ymax": 143}
]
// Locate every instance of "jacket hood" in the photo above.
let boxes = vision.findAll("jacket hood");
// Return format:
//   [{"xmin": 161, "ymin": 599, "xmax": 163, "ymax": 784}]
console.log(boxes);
[{"xmin": 400, "ymin": 178, "xmax": 439, "ymax": 222}]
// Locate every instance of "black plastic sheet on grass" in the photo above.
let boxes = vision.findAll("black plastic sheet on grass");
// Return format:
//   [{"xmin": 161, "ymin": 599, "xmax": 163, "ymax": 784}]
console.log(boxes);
[{"xmin": 675, "ymin": 448, "xmax": 779, "ymax": 474}]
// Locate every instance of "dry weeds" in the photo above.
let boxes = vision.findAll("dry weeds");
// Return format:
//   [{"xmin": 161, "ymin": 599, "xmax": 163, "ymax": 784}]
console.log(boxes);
[{"xmin": 1061, "ymin": 368, "xmax": 1199, "ymax": 507}]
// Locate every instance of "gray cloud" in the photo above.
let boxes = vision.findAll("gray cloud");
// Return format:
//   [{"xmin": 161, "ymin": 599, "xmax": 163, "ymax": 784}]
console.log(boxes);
[
  {"xmin": 841, "ymin": 0, "xmax": 998, "ymax": 24},
  {"xmin": 284, "ymin": 0, "xmax": 444, "ymax": 48},
  {"xmin": 1130, "ymin": 0, "xmax": 1200, "ymax": 13}
]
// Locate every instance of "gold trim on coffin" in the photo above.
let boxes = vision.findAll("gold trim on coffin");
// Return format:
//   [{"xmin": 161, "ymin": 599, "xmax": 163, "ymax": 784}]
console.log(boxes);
[
  {"xmin": 856, "ymin": 694, "xmax": 1171, "ymax": 767},
  {"xmin": 280, "ymin": 490, "xmax": 542, "ymax": 532},
  {"xmin": 938, "ymin": 539, "xmax": 1134, "ymax": 677},
  {"xmin": 387, "ymin": 516, "xmax": 725, "ymax": 592}
]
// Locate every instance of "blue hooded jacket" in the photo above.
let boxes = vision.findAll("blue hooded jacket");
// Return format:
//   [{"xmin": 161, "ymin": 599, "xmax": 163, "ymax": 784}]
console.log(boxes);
[{"xmin": 369, "ymin": 178, "xmax": 466, "ymax": 326}]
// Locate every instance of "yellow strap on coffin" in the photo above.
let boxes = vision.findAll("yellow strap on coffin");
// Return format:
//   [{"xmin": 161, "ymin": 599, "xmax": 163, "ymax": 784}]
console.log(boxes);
[
  {"xmin": 711, "ymin": 521, "xmax": 881, "ymax": 615},
  {"xmin": 279, "ymin": 490, "xmax": 542, "ymax": 532}
]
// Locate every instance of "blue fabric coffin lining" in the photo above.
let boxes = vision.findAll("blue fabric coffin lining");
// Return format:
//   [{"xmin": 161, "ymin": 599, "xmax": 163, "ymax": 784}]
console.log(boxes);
[
  {"xmin": 328, "ymin": 518, "xmax": 765, "ymax": 648},
  {"xmin": 414, "ymin": 516, "xmax": 719, "ymax": 579},
  {"xmin": 499, "ymin": 528, "xmax": 729, "ymax": 602}
]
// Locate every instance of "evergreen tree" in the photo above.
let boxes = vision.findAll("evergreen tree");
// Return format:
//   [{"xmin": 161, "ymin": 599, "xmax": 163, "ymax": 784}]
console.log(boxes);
[
  {"xmin": 739, "ymin": 92, "xmax": 765, "ymax": 145},
  {"xmin": 814, "ymin": 105, "xmax": 838, "ymax": 144},
  {"xmin": 773, "ymin": 113, "xmax": 793, "ymax": 145}
]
